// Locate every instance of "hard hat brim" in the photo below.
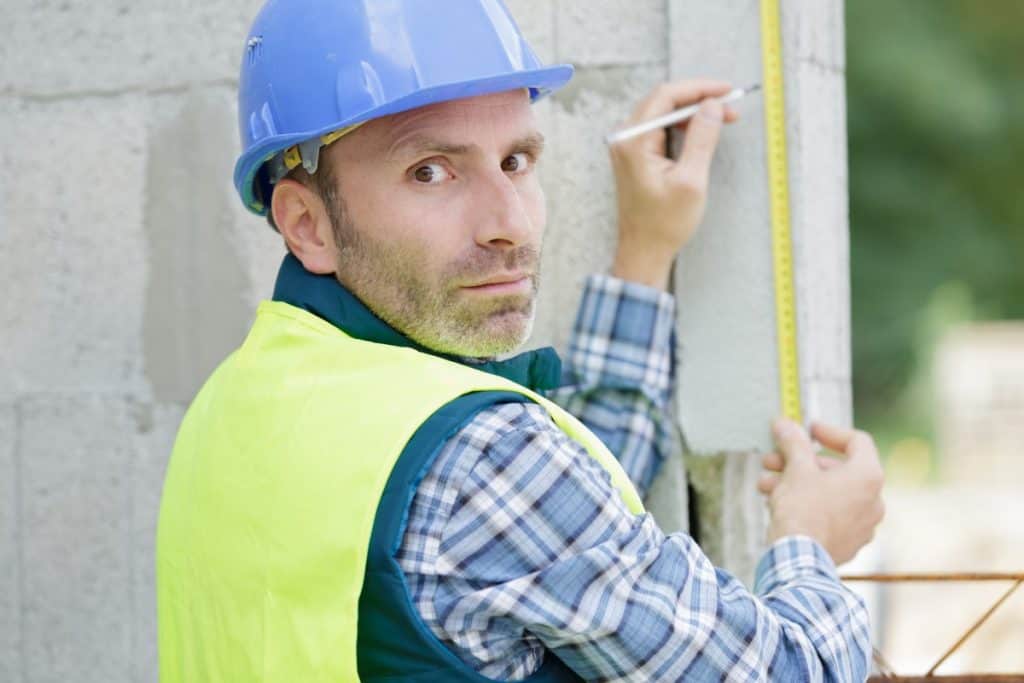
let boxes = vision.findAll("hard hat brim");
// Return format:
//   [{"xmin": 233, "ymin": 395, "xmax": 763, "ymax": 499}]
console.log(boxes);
[{"xmin": 235, "ymin": 63, "xmax": 574, "ymax": 216}]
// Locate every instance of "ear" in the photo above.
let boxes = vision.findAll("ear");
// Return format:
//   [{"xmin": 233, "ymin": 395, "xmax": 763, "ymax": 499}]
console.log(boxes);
[{"xmin": 271, "ymin": 179, "xmax": 337, "ymax": 274}]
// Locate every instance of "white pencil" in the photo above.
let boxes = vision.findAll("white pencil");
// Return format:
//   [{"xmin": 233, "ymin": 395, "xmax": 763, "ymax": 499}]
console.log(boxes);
[{"xmin": 604, "ymin": 83, "xmax": 761, "ymax": 145}]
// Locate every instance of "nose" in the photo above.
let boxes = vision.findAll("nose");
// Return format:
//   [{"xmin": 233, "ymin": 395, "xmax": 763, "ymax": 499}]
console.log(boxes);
[{"xmin": 472, "ymin": 169, "xmax": 534, "ymax": 249}]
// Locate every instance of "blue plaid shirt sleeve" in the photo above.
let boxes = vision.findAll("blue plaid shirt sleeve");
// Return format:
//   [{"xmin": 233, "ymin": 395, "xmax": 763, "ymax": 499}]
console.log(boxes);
[
  {"xmin": 544, "ymin": 274, "xmax": 678, "ymax": 497},
  {"xmin": 395, "ymin": 275, "xmax": 872, "ymax": 681}
]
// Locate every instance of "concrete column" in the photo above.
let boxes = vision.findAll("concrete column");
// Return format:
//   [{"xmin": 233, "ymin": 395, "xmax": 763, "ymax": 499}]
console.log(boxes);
[{"xmin": 653, "ymin": 0, "xmax": 852, "ymax": 584}]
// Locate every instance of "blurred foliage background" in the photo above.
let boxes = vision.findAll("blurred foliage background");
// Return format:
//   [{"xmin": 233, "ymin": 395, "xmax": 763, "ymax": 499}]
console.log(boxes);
[{"xmin": 846, "ymin": 0, "xmax": 1024, "ymax": 466}]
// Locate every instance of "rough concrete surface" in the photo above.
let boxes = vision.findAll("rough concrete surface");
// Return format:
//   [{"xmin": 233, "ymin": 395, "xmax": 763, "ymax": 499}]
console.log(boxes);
[
  {"xmin": 143, "ymin": 87, "xmax": 253, "ymax": 403},
  {"xmin": 18, "ymin": 396, "xmax": 135, "ymax": 682},
  {"xmin": 0, "ymin": 95, "xmax": 149, "ymax": 397},
  {"xmin": 0, "ymin": 1, "xmax": 849, "ymax": 679},
  {"xmin": 0, "ymin": 402, "xmax": 21, "ymax": 682},
  {"xmin": 0, "ymin": 1, "xmax": 265, "ymax": 97}
]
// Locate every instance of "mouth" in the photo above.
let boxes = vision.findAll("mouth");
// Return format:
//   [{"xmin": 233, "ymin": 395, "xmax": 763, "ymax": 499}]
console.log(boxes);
[{"xmin": 461, "ymin": 274, "xmax": 531, "ymax": 295}]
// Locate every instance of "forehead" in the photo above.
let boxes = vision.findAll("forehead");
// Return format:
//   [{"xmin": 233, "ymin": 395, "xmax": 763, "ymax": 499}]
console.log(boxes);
[{"xmin": 346, "ymin": 89, "xmax": 536, "ymax": 155}]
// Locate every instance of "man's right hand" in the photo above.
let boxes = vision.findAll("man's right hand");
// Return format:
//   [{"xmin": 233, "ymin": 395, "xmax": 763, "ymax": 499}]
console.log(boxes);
[
  {"xmin": 608, "ymin": 79, "xmax": 739, "ymax": 290},
  {"xmin": 757, "ymin": 419, "xmax": 886, "ymax": 565}
]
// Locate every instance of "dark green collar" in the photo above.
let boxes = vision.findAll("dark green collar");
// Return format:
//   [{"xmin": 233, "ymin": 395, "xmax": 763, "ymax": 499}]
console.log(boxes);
[{"xmin": 271, "ymin": 253, "xmax": 563, "ymax": 392}]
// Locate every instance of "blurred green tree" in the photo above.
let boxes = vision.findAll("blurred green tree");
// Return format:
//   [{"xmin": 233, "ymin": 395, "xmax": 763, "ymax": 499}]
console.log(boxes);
[{"xmin": 846, "ymin": 0, "xmax": 1024, "ymax": 446}]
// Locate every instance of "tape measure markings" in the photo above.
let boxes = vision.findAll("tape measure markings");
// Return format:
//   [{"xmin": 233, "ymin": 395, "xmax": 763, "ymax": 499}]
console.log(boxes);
[{"xmin": 760, "ymin": 0, "xmax": 803, "ymax": 423}]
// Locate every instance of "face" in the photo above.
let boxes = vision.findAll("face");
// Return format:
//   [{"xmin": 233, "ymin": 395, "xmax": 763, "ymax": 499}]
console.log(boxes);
[{"xmin": 320, "ymin": 89, "xmax": 547, "ymax": 358}]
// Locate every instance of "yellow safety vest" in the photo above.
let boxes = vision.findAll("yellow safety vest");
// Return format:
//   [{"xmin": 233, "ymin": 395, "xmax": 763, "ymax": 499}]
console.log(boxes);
[{"xmin": 157, "ymin": 300, "xmax": 644, "ymax": 681}]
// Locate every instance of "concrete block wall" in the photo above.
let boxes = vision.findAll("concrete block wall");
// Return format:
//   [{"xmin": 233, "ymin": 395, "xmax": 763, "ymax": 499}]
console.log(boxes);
[{"xmin": 0, "ymin": 0, "xmax": 848, "ymax": 679}]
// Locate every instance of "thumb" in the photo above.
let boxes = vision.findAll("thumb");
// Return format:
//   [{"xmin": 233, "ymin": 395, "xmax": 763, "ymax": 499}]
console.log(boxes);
[
  {"xmin": 672, "ymin": 99, "xmax": 724, "ymax": 186},
  {"xmin": 772, "ymin": 418, "xmax": 815, "ymax": 473}
]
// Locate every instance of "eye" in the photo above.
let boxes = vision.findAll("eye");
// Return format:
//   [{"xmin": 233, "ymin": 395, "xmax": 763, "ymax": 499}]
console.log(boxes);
[
  {"xmin": 501, "ymin": 152, "xmax": 531, "ymax": 174},
  {"xmin": 412, "ymin": 162, "xmax": 451, "ymax": 185}
]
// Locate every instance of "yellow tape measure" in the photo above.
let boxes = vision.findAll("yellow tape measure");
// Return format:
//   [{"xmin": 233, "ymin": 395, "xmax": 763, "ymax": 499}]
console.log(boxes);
[{"xmin": 760, "ymin": 0, "xmax": 803, "ymax": 423}]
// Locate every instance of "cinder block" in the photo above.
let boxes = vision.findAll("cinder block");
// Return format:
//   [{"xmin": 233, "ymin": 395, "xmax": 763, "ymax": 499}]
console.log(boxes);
[
  {"xmin": 131, "ymin": 401, "xmax": 187, "ymax": 682},
  {"xmin": 790, "ymin": 65, "xmax": 851, "ymax": 385},
  {"xmin": 557, "ymin": 0, "xmax": 667, "ymax": 66},
  {"xmin": 0, "ymin": 0, "xmax": 264, "ymax": 96},
  {"xmin": 142, "ymin": 88, "xmax": 258, "ymax": 403},
  {"xmin": 667, "ymin": 0, "xmax": 778, "ymax": 454},
  {"xmin": 673, "ymin": 97, "xmax": 779, "ymax": 454},
  {"xmin": 802, "ymin": 377, "xmax": 852, "ymax": 436},
  {"xmin": 670, "ymin": 0, "xmax": 843, "ymax": 77},
  {"xmin": 0, "ymin": 402, "xmax": 22, "ymax": 683},
  {"xmin": 18, "ymin": 395, "xmax": 135, "ymax": 682},
  {"xmin": 784, "ymin": 0, "xmax": 845, "ymax": 72},
  {"xmin": 0, "ymin": 96, "xmax": 148, "ymax": 396},
  {"xmin": 668, "ymin": 1, "xmax": 761, "ymax": 82},
  {"xmin": 529, "ymin": 64, "xmax": 667, "ymax": 353}
]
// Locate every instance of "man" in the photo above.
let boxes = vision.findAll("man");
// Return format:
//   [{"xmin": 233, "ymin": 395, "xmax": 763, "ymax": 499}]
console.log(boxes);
[{"xmin": 157, "ymin": 0, "xmax": 884, "ymax": 681}]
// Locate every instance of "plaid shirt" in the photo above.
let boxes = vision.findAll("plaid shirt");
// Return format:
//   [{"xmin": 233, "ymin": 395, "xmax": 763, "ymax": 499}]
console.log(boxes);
[{"xmin": 396, "ymin": 274, "xmax": 871, "ymax": 681}]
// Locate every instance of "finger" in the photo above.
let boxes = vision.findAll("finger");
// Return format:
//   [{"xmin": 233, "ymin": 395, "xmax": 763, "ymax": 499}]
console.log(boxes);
[
  {"xmin": 757, "ymin": 472, "xmax": 779, "ymax": 495},
  {"xmin": 871, "ymin": 497, "xmax": 886, "ymax": 526},
  {"xmin": 623, "ymin": 81, "xmax": 733, "ymax": 156},
  {"xmin": 767, "ymin": 449, "xmax": 836, "ymax": 472},
  {"xmin": 762, "ymin": 451, "xmax": 784, "ymax": 472},
  {"xmin": 809, "ymin": 422, "xmax": 861, "ymax": 452},
  {"xmin": 810, "ymin": 422, "xmax": 879, "ymax": 467},
  {"xmin": 670, "ymin": 100, "xmax": 724, "ymax": 189},
  {"xmin": 631, "ymin": 79, "xmax": 734, "ymax": 124},
  {"xmin": 672, "ymin": 104, "xmax": 739, "ymax": 131},
  {"xmin": 816, "ymin": 454, "xmax": 843, "ymax": 470},
  {"xmin": 772, "ymin": 418, "xmax": 815, "ymax": 471}
]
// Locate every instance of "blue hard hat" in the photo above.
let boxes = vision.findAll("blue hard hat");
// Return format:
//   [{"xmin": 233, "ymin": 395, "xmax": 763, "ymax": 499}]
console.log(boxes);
[{"xmin": 234, "ymin": 0, "xmax": 574, "ymax": 216}]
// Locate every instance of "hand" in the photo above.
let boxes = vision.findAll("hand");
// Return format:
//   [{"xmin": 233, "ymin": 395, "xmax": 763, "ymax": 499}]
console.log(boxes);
[
  {"xmin": 757, "ymin": 419, "xmax": 886, "ymax": 565},
  {"xmin": 609, "ymin": 79, "xmax": 740, "ymax": 290}
]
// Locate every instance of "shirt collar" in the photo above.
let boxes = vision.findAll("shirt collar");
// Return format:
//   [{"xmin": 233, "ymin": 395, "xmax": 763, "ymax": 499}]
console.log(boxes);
[{"xmin": 271, "ymin": 253, "xmax": 563, "ymax": 391}]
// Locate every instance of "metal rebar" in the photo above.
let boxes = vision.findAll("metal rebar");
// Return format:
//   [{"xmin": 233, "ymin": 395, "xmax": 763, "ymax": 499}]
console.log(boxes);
[
  {"xmin": 925, "ymin": 578, "xmax": 1023, "ymax": 676},
  {"xmin": 842, "ymin": 572, "xmax": 1024, "ymax": 583},
  {"xmin": 868, "ymin": 677, "xmax": 1024, "ymax": 682},
  {"xmin": 844, "ymin": 571, "xmax": 1024, "ymax": 679}
]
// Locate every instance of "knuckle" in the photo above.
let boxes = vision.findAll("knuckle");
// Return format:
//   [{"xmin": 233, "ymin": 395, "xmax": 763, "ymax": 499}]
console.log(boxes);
[
  {"xmin": 863, "ymin": 473, "xmax": 883, "ymax": 497},
  {"xmin": 608, "ymin": 144, "xmax": 630, "ymax": 166},
  {"xmin": 871, "ymin": 465, "xmax": 886, "ymax": 488},
  {"xmin": 671, "ymin": 172, "xmax": 705, "ymax": 196},
  {"xmin": 686, "ymin": 131, "xmax": 716, "ymax": 152},
  {"xmin": 852, "ymin": 430, "xmax": 878, "ymax": 453}
]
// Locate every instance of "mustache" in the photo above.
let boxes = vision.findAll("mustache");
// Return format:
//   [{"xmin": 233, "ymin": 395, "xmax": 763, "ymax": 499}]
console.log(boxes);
[{"xmin": 452, "ymin": 245, "xmax": 541, "ymax": 281}]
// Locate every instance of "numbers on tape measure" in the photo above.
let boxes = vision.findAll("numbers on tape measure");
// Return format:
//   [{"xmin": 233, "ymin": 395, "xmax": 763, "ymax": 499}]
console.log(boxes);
[{"xmin": 760, "ymin": 0, "xmax": 803, "ymax": 423}]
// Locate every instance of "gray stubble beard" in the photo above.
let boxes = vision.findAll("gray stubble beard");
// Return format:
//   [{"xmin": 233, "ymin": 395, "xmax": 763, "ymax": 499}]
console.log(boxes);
[{"xmin": 328, "ymin": 194, "xmax": 541, "ymax": 359}]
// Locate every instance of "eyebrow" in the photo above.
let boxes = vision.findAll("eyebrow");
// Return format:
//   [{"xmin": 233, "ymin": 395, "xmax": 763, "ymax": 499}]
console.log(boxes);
[{"xmin": 386, "ymin": 132, "xmax": 546, "ymax": 161}]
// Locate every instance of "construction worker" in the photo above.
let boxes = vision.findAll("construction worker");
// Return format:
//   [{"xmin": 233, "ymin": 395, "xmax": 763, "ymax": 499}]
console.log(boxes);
[{"xmin": 156, "ymin": 0, "xmax": 884, "ymax": 680}]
